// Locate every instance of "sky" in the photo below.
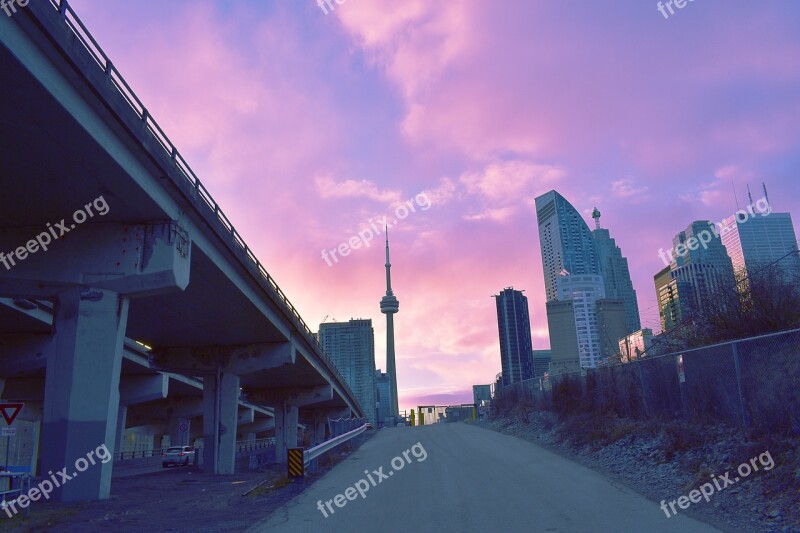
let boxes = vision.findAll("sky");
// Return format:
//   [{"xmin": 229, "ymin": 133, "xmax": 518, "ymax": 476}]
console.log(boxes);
[{"xmin": 68, "ymin": 0, "xmax": 800, "ymax": 410}]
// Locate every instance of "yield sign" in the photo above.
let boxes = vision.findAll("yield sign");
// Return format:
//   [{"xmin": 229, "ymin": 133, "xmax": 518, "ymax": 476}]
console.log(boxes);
[{"xmin": 0, "ymin": 403, "xmax": 24, "ymax": 425}]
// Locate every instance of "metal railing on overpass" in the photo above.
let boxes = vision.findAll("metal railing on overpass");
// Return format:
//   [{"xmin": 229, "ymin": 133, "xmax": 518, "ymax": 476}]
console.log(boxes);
[{"xmin": 36, "ymin": 0, "xmax": 362, "ymax": 418}]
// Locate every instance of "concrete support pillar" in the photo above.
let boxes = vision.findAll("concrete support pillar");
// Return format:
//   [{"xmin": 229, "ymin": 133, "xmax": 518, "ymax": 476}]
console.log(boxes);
[
  {"xmin": 115, "ymin": 405, "xmax": 128, "ymax": 455},
  {"xmin": 288, "ymin": 406, "xmax": 298, "ymax": 448},
  {"xmin": 169, "ymin": 418, "xmax": 190, "ymax": 447},
  {"xmin": 315, "ymin": 421, "xmax": 326, "ymax": 446},
  {"xmin": 275, "ymin": 402, "xmax": 299, "ymax": 465},
  {"xmin": 41, "ymin": 288, "xmax": 129, "ymax": 501},
  {"xmin": 202, "ymin": 372, "xmax": 240, "ymax": 474},
  {"xmin": 31, "ymin": 418, "xmax": 41, "ymax": 476},
  {"xmin": 144, "ymin": 434, "xmax": 155, "ymax": 453},
  {"xmin": 275, "ymin": 404, "xmax": 285, "ymax": 464}
]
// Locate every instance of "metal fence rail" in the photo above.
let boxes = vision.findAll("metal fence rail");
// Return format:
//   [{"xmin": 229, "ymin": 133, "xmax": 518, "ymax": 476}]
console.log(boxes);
[
  {"xmin": 115, "ymin": 437, "xmax": 276, "ymax": 461},
  {"xmin": 38, "ymin": 0, "xmax": 362, "ymax": 417},
  {"xmin": 305, "ymin": 424, "xmax": 368, "ymax": 466},
  {"xmin": 236, "ymin": 438, "xmax": 275, "ymax": 453},
  {"xmin": 495, "ymin": 328, "xmax": 800, "ymax": 435},
  {"xmin": 0, "ymin": 473, "xmax": 32, "ymax": 517}
]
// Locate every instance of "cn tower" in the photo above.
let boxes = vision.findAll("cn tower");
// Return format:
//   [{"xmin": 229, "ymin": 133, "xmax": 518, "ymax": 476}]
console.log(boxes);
[{"xmin": 379, "ymin": 227, "xmax": 400, "ymax": 418}]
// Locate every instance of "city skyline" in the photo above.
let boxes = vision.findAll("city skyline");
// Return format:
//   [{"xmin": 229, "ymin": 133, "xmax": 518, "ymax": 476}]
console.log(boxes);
[{"xmin": 65, "ymin": 0, "xmax": 800, "ymax": 409}]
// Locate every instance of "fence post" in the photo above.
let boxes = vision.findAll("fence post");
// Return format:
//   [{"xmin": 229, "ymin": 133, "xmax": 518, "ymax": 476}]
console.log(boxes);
[
  {"xmin": 635, "ymin": 359, "xmax": 650, "ymax": 418},
  {"xmin": 677, "ymin": 354, "xmax": 688, "ymax": 419},
  {"xmin": 731, "ymin": 342, "xmax": 751, "ymax": 429},
  {"xmin": 580, "ymin": 370, "xmax": 587, "ymax": 400}
]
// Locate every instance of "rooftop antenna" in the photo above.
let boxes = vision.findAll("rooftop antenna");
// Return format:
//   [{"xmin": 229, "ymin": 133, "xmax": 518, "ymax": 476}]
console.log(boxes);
[
  {"xmin": 732, "ymin": 181, "xmax": 740, "ymax": 210},
  {"xmin": 591, "ymin": 207, "xmax": 601, "ymax": 230},
  {"xmin": 747, "ymin": 184, "xmax": 754, "ymax": 206},
  {"xmin": 762, "ymin": 182, "xmax": 770, "ymax": 207}
]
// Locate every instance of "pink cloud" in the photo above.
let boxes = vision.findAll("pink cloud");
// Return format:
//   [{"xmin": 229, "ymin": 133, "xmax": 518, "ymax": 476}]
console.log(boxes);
[
  {"xmin": 315, "ymin": 174, "xmax": 402, "ymax": 202},
  {"xmin": 62, "ymin": 0, "xmax": 800, "ymax": 414}
]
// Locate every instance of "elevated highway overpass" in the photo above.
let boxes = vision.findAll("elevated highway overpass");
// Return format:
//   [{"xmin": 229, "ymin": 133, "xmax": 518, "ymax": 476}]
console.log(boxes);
[{"xmin": 0, "ymin": 0, "xmax": 364, "ymax": 502}]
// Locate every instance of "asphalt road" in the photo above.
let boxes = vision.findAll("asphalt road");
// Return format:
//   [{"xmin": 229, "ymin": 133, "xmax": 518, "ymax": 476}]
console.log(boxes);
[{"xmin": 247, "ymin": 423, "xmax": 720, "ymax": 533}]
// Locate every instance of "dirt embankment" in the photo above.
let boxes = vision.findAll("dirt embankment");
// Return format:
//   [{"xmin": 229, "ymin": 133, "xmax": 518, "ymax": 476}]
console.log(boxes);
[{"xmin": 472, "ymin": 413, "xmax": 800, "ymax": 533}]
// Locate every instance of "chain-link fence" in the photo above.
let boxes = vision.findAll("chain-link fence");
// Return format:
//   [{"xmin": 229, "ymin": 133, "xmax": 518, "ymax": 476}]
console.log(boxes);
[{"xmin": 494, "ymin": 328, "xmax": 800, "ymax": 436}]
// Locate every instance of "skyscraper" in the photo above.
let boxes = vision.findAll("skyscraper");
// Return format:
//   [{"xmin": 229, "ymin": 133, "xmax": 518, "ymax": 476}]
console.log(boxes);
[
  {"xmin": 536, "ymin": 191, "xmax": 602, "ymax": 302},
  {"xmin": 655, "ymin": 221, "xmax": 736, "ymax": 332},
  {"xmin": 592, "ymin": 208, "xmax": 641, "ymax": 334},
  {"xmin": 375, "ymin": 370, "xmax": 391, "ymax": 427},
  {"xmin": 654, "ymin": 264, "xmax": 692, "ymax": 331},
  {"xmin": 379, "ymin": 229, "xmax": 400, "ymax": 418},
  {"xmin": 719, "ymin": 198, "xmax": 799, "ymax": 281},
  {"xmin": 319, "ymin": 319, "xmax": 377, "ymax": 425},
  {"xmin": 494, "ymin": 287, "xmax": 534, "ymax": 386},
  {"xmin": 536, "ymin": 190, "xmax": 631, "ymax": 369}
]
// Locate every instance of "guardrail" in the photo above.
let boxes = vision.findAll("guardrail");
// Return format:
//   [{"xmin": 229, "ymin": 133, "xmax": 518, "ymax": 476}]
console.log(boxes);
[
  {"xmin": 40, "ymin": 0, "xmax": 363, "ymax": 419},
  {"xmin": 304, "ymin": 424, "xmax": 368, "ymax": 466},
  {"xmin": 0, "ymin": 472, "xmax": 32, "ymax": 517}
]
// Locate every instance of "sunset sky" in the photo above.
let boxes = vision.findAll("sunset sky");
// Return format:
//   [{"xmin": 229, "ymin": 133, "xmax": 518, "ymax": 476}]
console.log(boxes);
[{"xmin": 69, "ymin": 0, "xmax": 800, "ymax": 410}]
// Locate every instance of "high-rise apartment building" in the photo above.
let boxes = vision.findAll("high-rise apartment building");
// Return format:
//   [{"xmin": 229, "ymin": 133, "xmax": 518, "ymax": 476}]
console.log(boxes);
[
  {"xmin": 555, "ymin": 274, "xmax": 605, "ymax": 368},
  {"xmin": 494, "ymin": 287, "xmax": 534, "ymax": 386},
  {"xmin": 319, "ymin": 319, "xmax": 377, "ymax": 425}
]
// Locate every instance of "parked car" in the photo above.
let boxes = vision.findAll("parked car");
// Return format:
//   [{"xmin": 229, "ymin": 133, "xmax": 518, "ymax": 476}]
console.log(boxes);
[{"xmin": 162, "ymin": 446, "xmax": 195, "ymax": 467}]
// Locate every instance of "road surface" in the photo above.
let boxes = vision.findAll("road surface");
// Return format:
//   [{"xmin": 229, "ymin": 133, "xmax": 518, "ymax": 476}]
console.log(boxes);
[{"xmin": 247, "ymin": 423, "xmax": 719, "ymax": 532}]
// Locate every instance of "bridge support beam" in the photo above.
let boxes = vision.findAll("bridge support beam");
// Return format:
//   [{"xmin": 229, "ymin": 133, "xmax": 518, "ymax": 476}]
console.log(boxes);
[
  {"xmin": 120, "ymin": 375, "xmax": 169, "ymax": 406},
  {"xmin": 238, "ymin": 418, "xmax": 275, "ymax": 435},
  {"xmin": 41, "ymin": 287, "xmax": 129, "ymax": 501}
]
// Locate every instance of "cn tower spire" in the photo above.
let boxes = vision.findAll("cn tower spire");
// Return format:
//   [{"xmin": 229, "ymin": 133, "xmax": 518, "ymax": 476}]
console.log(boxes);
[
  {"xmin": 385, "ymin": 224, "xmax": 393, "ymax": 294},
  {"xmin": 380, "ymin": 226, "xmax": 400, "ymax": 419}
]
